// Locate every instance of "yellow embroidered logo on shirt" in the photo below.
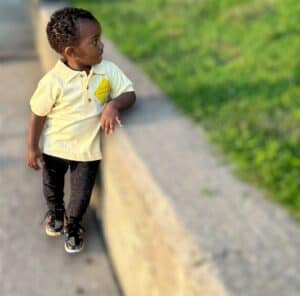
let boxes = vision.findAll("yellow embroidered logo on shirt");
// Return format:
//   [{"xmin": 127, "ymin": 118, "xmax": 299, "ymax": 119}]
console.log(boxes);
[{"xmin": 94, "ymin": 78, "xmax": 110, "ymax": 104}]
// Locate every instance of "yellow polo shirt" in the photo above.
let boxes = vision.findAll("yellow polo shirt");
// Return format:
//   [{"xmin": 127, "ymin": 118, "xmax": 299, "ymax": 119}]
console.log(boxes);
[{"xmin": 30, "ymin": 59, "xmax": 134, "ymax": 161}]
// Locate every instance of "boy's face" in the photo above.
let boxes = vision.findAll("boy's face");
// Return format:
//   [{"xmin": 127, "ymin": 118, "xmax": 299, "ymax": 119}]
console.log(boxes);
[{"xmin": 66, "ymin": 19, "xmax": 104, "ymax": 68}]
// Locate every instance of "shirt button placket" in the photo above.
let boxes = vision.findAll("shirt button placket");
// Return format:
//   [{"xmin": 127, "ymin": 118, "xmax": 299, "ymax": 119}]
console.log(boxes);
[
  {"xmin": 81, "ymin": 74, "xmax": 89, "ymax": 103},
  {"xmin": 86, "ymin": 83, "xmax": 92, "ymax": 103},
  {"xmin": 86, "ymin": 74, "xmax": 93, "ymax": 103}
]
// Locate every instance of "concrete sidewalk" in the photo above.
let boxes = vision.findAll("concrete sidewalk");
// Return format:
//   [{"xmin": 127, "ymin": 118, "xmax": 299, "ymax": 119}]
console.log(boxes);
[{"xmin": 0, "ymin": 1, "xmax": 121, "ymax": 295}]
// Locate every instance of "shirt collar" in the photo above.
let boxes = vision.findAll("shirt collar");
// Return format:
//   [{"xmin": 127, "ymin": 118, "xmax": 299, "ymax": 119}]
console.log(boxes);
[{"xmin": 53, "ymin": 59, "xmax": 106, "ymax": 82}]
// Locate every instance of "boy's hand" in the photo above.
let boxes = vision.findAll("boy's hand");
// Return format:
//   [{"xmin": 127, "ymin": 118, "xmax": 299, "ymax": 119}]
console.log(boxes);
[
  {"xmin": 27, "ymin": 147, "xmax": 43, "ymax": 170},
  {"xmin": 100, "ymin": 101, "xmax": 123, "ymax": 135}
]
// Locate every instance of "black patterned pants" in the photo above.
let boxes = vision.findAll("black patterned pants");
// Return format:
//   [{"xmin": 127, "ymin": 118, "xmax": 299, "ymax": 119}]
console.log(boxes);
[{"xmin": 42, "ymin": 154, "xmax": 100, "ymax": 222}]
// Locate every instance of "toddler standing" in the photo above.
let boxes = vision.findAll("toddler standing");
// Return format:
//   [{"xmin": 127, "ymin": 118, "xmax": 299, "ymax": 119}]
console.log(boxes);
[{"xmin": 27, "ymin": 7, "xmax": 136, "ymax": 253}]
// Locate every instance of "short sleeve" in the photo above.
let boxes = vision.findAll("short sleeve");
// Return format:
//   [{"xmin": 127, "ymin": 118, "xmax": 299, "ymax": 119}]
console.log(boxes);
[
  {"xmin": 30, "ymin": 73, "xmax": 59, "ymax": 116},
  {"xmin": 107, "ymin": 62, "xmax": 134, "ymax": 99}
]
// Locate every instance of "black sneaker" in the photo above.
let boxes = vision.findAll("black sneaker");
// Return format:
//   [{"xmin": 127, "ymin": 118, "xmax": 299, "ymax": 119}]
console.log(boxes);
[
  {"xmin": 64, "ymin": 222, "xmax": 85, "ymax": 254},
  {"xmin": 43, "ymin": 207, "xmax": 65, "ymax": 237}
]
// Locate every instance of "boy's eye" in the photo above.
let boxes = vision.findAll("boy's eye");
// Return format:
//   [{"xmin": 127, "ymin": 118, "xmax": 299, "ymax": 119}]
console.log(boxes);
[{"xmin": 92, "ymin": 38, "xmax": 99, "ymax": 45}]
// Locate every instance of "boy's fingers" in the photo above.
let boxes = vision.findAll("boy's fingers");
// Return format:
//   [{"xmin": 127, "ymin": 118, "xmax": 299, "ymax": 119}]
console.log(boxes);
[
  {"xmin": 115, "ymin": 116, "xmax": 123, "ymax": 127},
  {"xmin": 105, "ymin": 120, "xmax": 111, "ymax": 135},
  {"xmin": 34, "ymin": 157, "xmax": 41, "ymax": 170},
  {"xmin": 101, "ymin": 119, "xmax": 108, "ymax": 134},
  {"xmin": 34, "ymin": 163, "xmax": 40, "ymax": 170},
  {"xmin": 38, "ymin": 156, "xmax": 44, "ymax": 167},
  {"xmin": 101, "ymin": 119, "xmax": 105, "ymax": 130},
  {"xmin": 27, "ymin": 148, "xmax": 43, "ymax": 170},
  {"xmin": 109, "ymin": 120, "xmax": 114, "ymax": 134},
  {"xmin": 30, "ymin": 159, "xmax": 40, "ymax": 170},
  {"xmin": 102, "ymin": 118, "xmax": 120, "ymax": 135}
]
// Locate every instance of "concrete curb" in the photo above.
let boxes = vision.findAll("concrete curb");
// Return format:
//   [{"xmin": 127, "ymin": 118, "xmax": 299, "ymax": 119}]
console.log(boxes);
[
  {"xmin": 30, "ymin": 2, "xmax": 228, "ymax": 295},
  {"xmin": 101, "ymin": 131, "xmax": 227, "ymax": 295}
]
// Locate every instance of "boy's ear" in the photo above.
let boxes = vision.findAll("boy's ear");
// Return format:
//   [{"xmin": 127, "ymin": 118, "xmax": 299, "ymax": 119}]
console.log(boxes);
[{"xmin": 64, "ymin": 46, "xmax": 75, "ymax": 58}]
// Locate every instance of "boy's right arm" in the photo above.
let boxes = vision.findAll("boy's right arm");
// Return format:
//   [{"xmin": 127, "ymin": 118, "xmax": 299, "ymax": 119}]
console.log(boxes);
[{"xmin": 27, "ymin": 112, "xmax": 47, "ymax": 170}]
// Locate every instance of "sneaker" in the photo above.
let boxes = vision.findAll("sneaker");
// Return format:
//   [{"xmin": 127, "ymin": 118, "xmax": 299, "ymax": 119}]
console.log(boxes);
[
  {"xmin": 43, "ymin": 207, "xmax": 65, "ymax": 237},
  {"xmin": 64, "ymin": 222, "xmax": 85, "ymax": 254}
]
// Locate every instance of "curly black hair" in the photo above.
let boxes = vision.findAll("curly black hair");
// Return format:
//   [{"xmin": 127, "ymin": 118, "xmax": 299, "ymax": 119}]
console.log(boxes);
[{"xmin": 46, "ymin": 7, "xmax": 99, "ymax": 54}]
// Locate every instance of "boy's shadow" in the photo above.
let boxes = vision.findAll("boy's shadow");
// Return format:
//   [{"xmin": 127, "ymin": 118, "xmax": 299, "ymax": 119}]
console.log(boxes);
[{"xmin": 81, "ymin": 206, "xmax": 106, "ymax": 254}]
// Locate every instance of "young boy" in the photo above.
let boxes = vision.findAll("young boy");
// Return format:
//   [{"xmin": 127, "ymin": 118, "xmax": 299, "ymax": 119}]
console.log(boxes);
[{"xmin": 27, "ymin": 7, "xmax": 136, "ymax": 253}]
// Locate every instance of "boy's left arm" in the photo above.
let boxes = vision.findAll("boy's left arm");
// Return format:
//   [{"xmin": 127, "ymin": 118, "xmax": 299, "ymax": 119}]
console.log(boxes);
[{"xmin": 100, "ymin": 91, "xmax": 136, "ymax": 135}]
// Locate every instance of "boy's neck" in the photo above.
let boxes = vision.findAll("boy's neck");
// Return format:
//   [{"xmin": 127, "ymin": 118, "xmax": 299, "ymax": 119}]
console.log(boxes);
[{"xmin": 63, "ymin": 59, "xmax": 91, "ymax": 75}]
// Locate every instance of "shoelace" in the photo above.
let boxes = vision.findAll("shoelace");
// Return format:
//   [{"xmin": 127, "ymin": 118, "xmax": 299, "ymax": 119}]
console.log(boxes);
[{"xmin": 65, "ymin": 222, "xmax": 85, "ymax": 241}]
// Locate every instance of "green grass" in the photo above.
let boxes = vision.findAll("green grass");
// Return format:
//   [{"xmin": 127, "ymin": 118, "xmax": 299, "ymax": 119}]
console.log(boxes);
[{"xmin": 72, "ymin": 0, "xmax": 300, "ymax": 219}]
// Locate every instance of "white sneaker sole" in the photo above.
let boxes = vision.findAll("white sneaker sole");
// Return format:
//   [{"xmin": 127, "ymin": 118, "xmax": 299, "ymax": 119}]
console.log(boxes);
[
  {"xmin": 64, "ymin": 242, "xmax": 85, "ymax": 254},
  {"xmin": 45, "ymin": 226, "xmax": 62, "ymax": 237}
]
